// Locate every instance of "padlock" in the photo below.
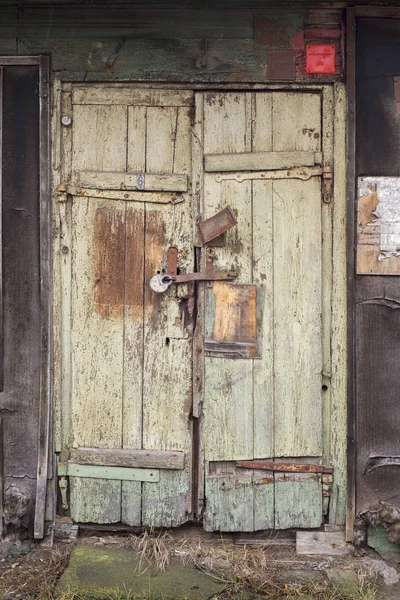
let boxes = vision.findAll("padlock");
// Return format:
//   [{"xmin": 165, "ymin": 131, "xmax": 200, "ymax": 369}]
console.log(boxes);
[{"xmin": 149, "ymin": 274, "xmax": 173, "ymax": 293}]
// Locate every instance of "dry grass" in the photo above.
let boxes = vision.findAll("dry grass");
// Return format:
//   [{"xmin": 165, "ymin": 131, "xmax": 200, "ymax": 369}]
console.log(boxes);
[
  {"xmin": 124, "ymin": 531, "xmax": 379, "ymax": 600},
  {"xmin": 0, "ymin": 531, "xmax": 380, "ymax": 600},
  {"xmin": 0, "ymin": 546, "xmax": 72, "ymax": 599}
]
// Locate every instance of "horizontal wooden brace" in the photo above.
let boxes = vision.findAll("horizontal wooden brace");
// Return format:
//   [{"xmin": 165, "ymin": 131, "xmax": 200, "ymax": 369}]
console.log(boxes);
[
  {"xmin": 70, "ymin": 447, "xmax": 185, "ymax": 470},
  {"xmin": 58, "ymin": 463, "xmax": 159, "ymax": 482},
  {"xmin": 73, "ymin": 87, "xmax": 194, "ymax": 107},
  {"xmin": 215, "ymin": 166, "xmax": 324, "ymax": 184},
  {"xmin": 76, "ymin": 170, "xmax": 188, "ymax": 192},
  {"xmin": 205, "ymin": 151, "xmax": 322, "ymax": 172},
  {"xmin": 58, "ymin": 185, "xmax": 184, "ymax": 204},
  {"xmin": 236, "ymin": 461, "xmax": 333, "ymax": 474}
]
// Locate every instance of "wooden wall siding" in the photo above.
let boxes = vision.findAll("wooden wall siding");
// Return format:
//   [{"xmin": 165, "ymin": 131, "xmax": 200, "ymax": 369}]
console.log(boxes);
[
  {"xmin": 60, "ymin": 86, "xmax": 194, "ymax": 525},
  {"xmin": 1, "ymin": 65, "xmax": 41, "ymax": 533},
  {"xmin": 201, "ymin": 90, "xmax": 327, "ymax": 531},
  {"xmin": 0, "ymin": 6, "xmax": 343, "ymax": 83}
]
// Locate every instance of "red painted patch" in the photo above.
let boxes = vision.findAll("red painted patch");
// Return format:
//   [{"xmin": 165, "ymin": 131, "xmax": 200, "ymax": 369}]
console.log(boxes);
[{"xmin": 306, "ymin": 44, "xmax": 336, "ymax": 74}]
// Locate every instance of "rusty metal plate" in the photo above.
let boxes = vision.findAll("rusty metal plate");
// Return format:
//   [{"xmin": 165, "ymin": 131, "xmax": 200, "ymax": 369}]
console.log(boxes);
[
  {"xmin": 198, "ymin": 206, "xmax": 237, "ymax": 245},
  {"xmin": 267, "ymin": 51, "xmax": 295, "ymax": 81},
  {"xmin": 236, "ymin": 461, "xmax": 333, "ymax": 474},
  {"xmin": 205, "ymin": 283, "xmax": 263, "ymax": 358}
]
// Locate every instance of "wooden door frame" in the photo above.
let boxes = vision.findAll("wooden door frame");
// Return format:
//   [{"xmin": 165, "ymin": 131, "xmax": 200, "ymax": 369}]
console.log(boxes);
[{"xmin": 0, "ymin": 56, "xmax": 51, "ymax": 539}]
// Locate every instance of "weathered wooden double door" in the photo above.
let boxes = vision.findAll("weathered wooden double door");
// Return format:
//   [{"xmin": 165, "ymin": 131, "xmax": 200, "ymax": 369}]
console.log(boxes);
[{"xmin": 57, "ymin": 85, "xmax": 336, "ymax": 530}]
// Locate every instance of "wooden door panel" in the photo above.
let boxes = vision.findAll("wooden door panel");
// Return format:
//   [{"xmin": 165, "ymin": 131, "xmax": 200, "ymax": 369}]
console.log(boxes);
[
  {"xmin": 62, "ymin": 86, "xmax": 194, "ymax": 526},
  {"xmin": 201, "ymin": 91, "xmax": 326, "ymax": 531}
]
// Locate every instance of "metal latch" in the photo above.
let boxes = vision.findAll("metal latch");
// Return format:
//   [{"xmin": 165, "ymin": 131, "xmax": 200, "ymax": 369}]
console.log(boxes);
[
  {"xmin": 150, "ymin": 245, "xmax": 237, "ymax": 293},
  {"xmin": 150, "ymin": 271, "xmax": 237, "ymax": 293}
]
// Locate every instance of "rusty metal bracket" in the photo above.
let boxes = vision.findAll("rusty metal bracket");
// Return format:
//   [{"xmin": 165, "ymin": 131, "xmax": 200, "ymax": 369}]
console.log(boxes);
[
  {"xmin": 165, "ymin": 271, "xmax": 236, "ymax": 285},
  {"xmin": 215, "ymin": 166, "xmax": 323, "ymax": 184},
  {"xmin": 236, "ymin": 460, "xmax": 333, "ymax": 474},
  {"xmin": 198, "ymin": 206, "xmax": 237, "ymax": 245},
  {"xmin": 59, "ymin": 476, "xmax": 69, "ymax": 510},
  {"xmin": 322, "ymin": 473, "xmax": 333, "ymax": 516},
  {"xmin": 167, "ymin": 247, "xmax": 178, "ymax": 277},
  {"xmin": 322, "ymin": 166, "xmax": 333, "ymax": 204}
]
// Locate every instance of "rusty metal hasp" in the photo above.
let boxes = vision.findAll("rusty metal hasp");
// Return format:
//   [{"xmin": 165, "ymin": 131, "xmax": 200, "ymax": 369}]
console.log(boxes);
[
  {"xmin": 198, "ymin": 206, "xmax": 237, "ymax": 245},
  {"xmin": 149, "ymin": 246, "xmax": 237, "ymax": 293},
  {"xmin": 236, "ymin": 460, "xmax": 333, "ymax": 474},
  {"xmin": 150, "ymin": 271, "xmax": 237, "ymax": 293}
]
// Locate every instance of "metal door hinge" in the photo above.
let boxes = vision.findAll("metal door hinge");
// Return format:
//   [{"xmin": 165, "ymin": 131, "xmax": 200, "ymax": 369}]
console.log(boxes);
[{"xmin": 322, "ymin": 166, "xmax": 333, "ymax": 204}]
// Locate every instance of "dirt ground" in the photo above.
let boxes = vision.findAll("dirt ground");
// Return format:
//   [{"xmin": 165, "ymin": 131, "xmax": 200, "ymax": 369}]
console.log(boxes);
[{"xmin": 0, "ymin": 529, "xmax": 393, "ymax": 600}]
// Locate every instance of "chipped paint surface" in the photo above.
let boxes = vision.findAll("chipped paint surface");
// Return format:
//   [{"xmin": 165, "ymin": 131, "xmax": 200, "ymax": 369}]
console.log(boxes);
[
  {"xmin": 358, "ymin": 177, "xmax": 400, "ymax": 274},
  {"xmin": 94, "ymin": 207, "xmax": 125, "ymax": 318}
]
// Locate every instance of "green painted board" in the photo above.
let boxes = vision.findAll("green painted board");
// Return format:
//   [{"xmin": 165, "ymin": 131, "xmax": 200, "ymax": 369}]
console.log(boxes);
[{"xmin": 64, "ymin": 463, "xmax": 159, "ymax": 482}]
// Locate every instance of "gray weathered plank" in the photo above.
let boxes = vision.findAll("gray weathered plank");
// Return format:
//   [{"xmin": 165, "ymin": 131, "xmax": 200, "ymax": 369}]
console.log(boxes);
[
  {"xmin": 77, "ymin": 171, "xmax": 188, "ymax": 193},
  {"xmin": 73, "ymin": 86, "xmax": 193, "ymax": 106},
  {"xmin": 0, "ymin": 417, "xmax": 3, "ymax": 538},
  {"xmin": 329, "ymin": 83, "xmax": 347, "ymax": 526},
  {"xmin": 62, "ymin": 187, "xmax": 184, "ymax": 204},
  {"xmin": 296, "ymin": 531, "xmax": 351, "ymax": 556},
  {"xmin": 204, "ymin": 151, "xmax": 322, "ymax": 172},
  {"xmin": 70, "ymin": 447, "xmax": 185, "ymax": 470},
  {"xmin": 34, "ymin": 55, "xmax": 52, "ymax": 540}
]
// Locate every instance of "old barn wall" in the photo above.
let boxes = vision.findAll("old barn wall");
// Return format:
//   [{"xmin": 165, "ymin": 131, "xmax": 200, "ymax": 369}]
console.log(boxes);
[
  {"xmin": 0, "ymin": 5, "xmax": 344, "ymax": 84},
  {"xmin": 0, "ymin": 1, "xmax": 349, "ymax": 534}
]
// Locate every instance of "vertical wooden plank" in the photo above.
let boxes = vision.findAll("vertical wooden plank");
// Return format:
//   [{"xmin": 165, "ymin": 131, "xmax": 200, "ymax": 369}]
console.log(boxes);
[
  {"xmin": 275, "ymin": 473, "xmax": 322, "ymax": 529},
  {"xmin": 127, "ymin": 106, "xmax": 146, "ymax": 171},
  {"xmin": 121, "ymin": 107, "xmax": 147, "ymax": 527},
  {"xmin": 330, "ymin": 83, "xmax": 347, "ymax": 526},
  {"xmin": 204, "ymin": 463, "xmax": 253, "ymax": 532},
  {"xmin": 0, "ymin": 417, "xmax": 3, "ymax": 538},
  {"xmin": 272, "ymin": 92, "xmax": 323, "ymax": 458},
  {"xmin": 346, "ymin": 7, "xmax": 357, "ymax": 542},
  {"xmin": 121, "ymin": 206, "xmax": 145, "ymax": 526},
  {"xmin": 52, "ymin": 76, "xmax": 62, "ymax": 455},
  {"xmin": 34, "ymin": 55, "xmax": 52, "ymax": 539},
  {"xmin": 252, "ymin": 93, "xmax": 274, "ymax": 460},
  {"xmin": 321, "ymin": 86, "xmax": 334, "ymax": 466},
  {"xmin": 69, "ymin": 102, "xmax": 128, "ymax": 523},
  {"xmin": 203, "ymin": 92, "xmax": 255, "ymax": 530},
  {"xmin": 273, "ymin": 177, "xmax": 323, "ymax": 457},
  {"xmin": 72, "ymin": 104, "xmax": 127, "ymax": 173},
  {"xmin": 252, "ymin": 94, "xmax": 275, "ymax": 530},
  {"xmin": 142, "ymin": 96, "xmax": 193, "ymax": 527},
  {"xmin": 0, "ymin": 66, "xmax": 3, "ymax": 393},
  {"xmin": 70, "ymin": 197, "xmax": 124, "ymax": 523},
  {"xmin": 146, "ymin": 106, "xmax": 177, "ymax": 174},
  {"xmin": 192, "ymin": 93, "xmax": 205, "ymax": 518},
  {"xmin": 59, "ymin": 84, "xmax": 73, "ymax": 462},
  {"xmin": 253, "ymin": 469, "xmax": 274, "ymax": 530},
  {"xmin": 70, "ymin": 478, "xmax": 121, "ymax": 523},
  {"xmin": 272, "ymin": 92, "xmax": 321, "ymax": 152}
]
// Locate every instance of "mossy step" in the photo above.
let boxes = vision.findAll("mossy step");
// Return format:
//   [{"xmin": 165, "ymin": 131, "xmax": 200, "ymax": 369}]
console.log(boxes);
[{"xmin": 56, "ymin": 546, "xmax": 227, "ymax": 600}]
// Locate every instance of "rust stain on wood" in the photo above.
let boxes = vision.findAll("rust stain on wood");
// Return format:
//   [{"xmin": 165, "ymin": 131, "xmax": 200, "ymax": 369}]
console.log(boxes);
[
  {"xmin": 94, "ymin": 207, "xmax": 125, "ymax": 318},
  {"xmin": 144, "ymin": 210, "xmax": 166, "ymax": 319},
  {"xmin": 211, "ymin": 283, "xmax": 257, "ymax": 344},
  {"xmin": 125, "ymin": 209, "xmax": 145, "ymax": 320},
  {"xmin": 236, "ymin": 461, "xmax": 333, "ymax": 474}
]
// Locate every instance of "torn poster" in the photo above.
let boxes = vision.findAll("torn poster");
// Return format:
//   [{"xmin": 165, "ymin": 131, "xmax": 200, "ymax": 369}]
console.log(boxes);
[{"xmin": 357, "ymin": 177, "xmax": 400, "ymax": 275}]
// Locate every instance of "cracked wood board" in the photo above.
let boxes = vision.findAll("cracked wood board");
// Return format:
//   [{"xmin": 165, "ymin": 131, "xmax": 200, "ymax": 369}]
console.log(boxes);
[{"xmin": 357, "ymin": 177, "xmax": 400, "ymax": 275}]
